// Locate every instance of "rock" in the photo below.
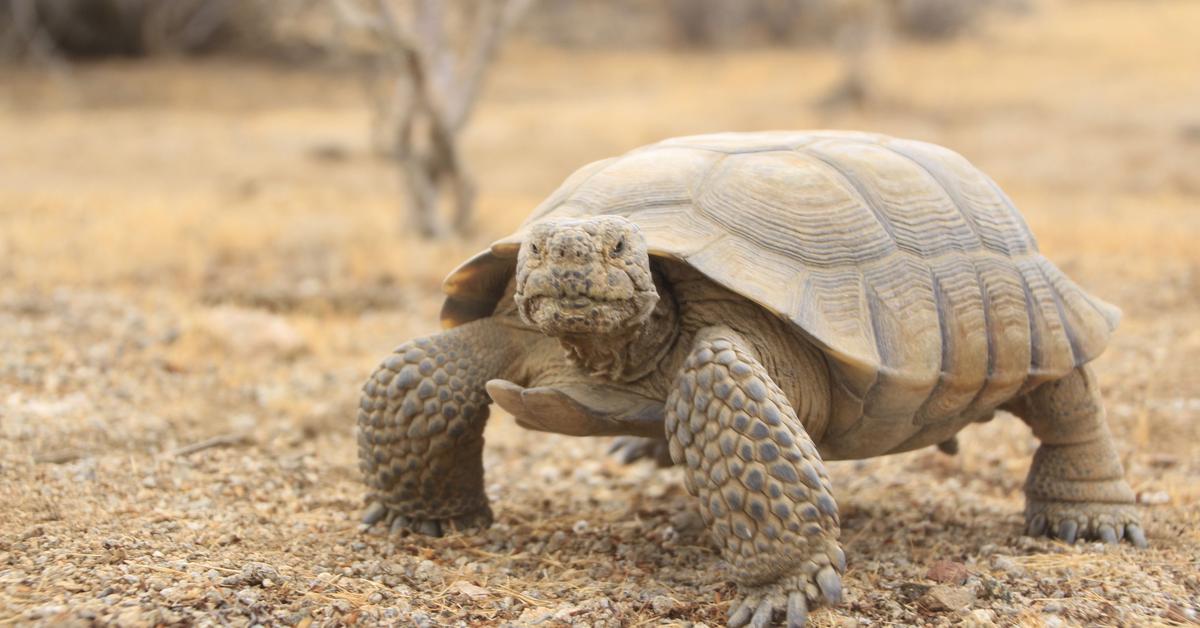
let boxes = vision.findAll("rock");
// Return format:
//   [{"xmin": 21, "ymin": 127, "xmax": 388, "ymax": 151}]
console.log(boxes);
[
  {"xmin": 991, "ymin": 555, "xmax": 1025, "ymax": 577},
  {"xmin": 1146, "ymin": 453, "xmax": 1179, "ymax": 469},
  {"xmin": 236, "ymin": 588, "xmax": 259, "ymax": 606},
  {"xmin": 650, "ymin": 594, "xmax": 677, "ymax": 614},
  {"xmin": 450, "ymin": 580, "xmax": 490, "ymax": 599},
  {"xmin": 962, "ymin": 608, "xmax": 997, "ymax": 627},
  {"xmin": 194, "ymin": 306, "xmax": 307, "ymax": 357},
  {"xmin": 1165, "ymin": 604, "xmax": 1198, "ymax": 624},
  {"xmin": 919, "ymin": 584, "xmax": 975, "ymax": 611},
  {"xmin": 926, "ymin": 559, "xmax": 969, "ymax": 585},
  {"xmin": 896, "ymin": 582, "xmax": 931, "ymax": 602},
  {"xmin": 669, "ymin": 509, "xmax": 704, "ymax": 533},
  {"xmin": 552, "ymin": 604, "xmax": 582, "ymax": 621},
  {"xmin": 222, "ymin": 562, "xmax": 281, "ymax": 587},
  {"xmin": 515, "ymin": 607, "xmax": 555, "ymax": 624},
  {"xmin": 1136, "ymin": 490, "xmax": 1170, "ymax": 505},
  {"xmin": 113, "ymin": 607, "xmax": 144, "ymax": 626}
]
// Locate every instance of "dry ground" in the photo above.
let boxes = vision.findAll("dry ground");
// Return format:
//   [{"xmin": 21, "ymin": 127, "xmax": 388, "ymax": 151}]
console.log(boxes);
[{"xmin": 1, "ymin": 1, "xmax": 1198, "ymax": 626}]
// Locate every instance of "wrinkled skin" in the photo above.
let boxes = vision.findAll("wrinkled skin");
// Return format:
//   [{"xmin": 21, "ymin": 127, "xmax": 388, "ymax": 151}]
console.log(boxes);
[{"xmin": 515, "ymin": 216, "xmax": 658, "ymax": 336}]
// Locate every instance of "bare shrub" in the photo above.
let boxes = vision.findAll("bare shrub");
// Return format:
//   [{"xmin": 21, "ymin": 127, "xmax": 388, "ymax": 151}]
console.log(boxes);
[{"xmin": 335, "ymin": 0, "xmax": 533, "ymax": 238}]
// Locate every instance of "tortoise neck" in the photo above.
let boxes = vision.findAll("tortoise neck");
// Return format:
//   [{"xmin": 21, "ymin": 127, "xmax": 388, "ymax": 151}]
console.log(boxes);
[{"xmin": 558, "ymin": 275, "xmax": 679, "ymax": 383}]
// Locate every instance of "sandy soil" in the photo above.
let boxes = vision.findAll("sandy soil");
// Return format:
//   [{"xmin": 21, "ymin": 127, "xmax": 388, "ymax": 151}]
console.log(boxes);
[{"xmin": 1, "ymin": 1, "xmax": 1198, "ymax": 626}]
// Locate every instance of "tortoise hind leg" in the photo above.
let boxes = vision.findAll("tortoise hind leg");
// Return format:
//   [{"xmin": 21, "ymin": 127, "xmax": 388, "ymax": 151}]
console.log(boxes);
[
  {"xmin": 358, "ymin": 318, "xmax": 519, "ymax": 536},
  {"xmin": 666, "ymin": 326, "xmax": 842, "ymax": 628},
  {"xmin": 1003, "ymin": 365, "xmax": 1146, "ymax": 547},
  {"xmin": 609, "ymin": 436, "xmax": 674, "ymax": 467}
]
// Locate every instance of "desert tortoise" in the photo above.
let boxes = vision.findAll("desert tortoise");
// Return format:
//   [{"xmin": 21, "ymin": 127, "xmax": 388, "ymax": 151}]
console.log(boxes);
[{"xmin": 357, "ymin": 131, "xmax": 1145, "ymax": 627}]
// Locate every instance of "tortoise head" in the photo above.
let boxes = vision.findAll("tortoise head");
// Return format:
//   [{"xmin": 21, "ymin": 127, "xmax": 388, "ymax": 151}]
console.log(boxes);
[{"xmin": 514, "ymin": 216, "xmax": 658, "ymax": 337}]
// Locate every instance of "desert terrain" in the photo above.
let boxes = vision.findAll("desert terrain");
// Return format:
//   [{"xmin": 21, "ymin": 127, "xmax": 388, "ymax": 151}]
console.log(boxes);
[{"xmin": 1, "ymin": 1, "xmax": 1198, "ymax": 626}]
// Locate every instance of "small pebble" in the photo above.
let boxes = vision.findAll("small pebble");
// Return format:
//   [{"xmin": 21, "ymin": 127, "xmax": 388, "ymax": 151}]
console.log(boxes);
[{"xmin": 650, "ymin": 595, "xmax": 677, "ymax": 614}]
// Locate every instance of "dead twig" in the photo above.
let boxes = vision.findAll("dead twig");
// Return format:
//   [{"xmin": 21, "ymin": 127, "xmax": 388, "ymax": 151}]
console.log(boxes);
[{"xmin": 170, "ymin": 432, "xmax": 252, "ymax": 457}]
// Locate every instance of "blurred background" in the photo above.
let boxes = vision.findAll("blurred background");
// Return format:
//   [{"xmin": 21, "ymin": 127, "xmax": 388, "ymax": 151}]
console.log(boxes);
[{"xmin": 1, "ymin": 1, "xmax": 1197, "ymax": 625}]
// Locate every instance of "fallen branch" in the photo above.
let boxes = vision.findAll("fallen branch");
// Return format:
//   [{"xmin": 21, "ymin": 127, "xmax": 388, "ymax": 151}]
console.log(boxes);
[{"xmin": 171, "ymin": 432, "xmax": 252, "ymax": 457}]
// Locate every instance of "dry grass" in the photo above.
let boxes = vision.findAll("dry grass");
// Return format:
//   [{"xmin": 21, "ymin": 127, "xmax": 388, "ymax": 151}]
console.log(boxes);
[{"xmin": 1, "ymin": 1, "xmax": 1198, "ymax": 625}]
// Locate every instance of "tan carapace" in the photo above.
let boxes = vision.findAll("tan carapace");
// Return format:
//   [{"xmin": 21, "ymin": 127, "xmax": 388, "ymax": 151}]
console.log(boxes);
[{"xmin": 442, "ymin": 131, "xmax": 1120, "ymax": 458}]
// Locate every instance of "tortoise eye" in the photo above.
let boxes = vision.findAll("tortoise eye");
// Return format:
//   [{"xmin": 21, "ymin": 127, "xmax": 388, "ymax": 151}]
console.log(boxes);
[{"xmin": 611, "ymin": 237, "xmax": 625, "ymax": 257}]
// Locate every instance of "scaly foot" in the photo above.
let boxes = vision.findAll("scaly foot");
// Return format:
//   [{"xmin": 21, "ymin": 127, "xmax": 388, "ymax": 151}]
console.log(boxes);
[
  {"xmin": 360, "ymin": 502, "xmax": 493, "ymax": 537},
  {"xmin": 728, "ymin": 561, "xmax": 844, "ymax": 628},
  {"xmin": 1025, "ymin": 500, "xmax": 1146, "ymax": 547}
]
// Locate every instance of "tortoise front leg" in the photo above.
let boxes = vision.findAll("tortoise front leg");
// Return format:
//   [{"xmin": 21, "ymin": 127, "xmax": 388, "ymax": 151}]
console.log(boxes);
[
  {"xmin": 358, "ymin": 318, "xmax": 518, "ymax": 536},
  {"xmin": 666, "ymin": 327, "xmax": 843, "ymax": 628}
]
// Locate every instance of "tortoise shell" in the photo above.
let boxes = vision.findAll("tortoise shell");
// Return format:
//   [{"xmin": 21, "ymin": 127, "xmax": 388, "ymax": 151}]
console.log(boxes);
[{"xmin": 442, "ymin": 131, "xmax": 1119, "ymax": 428}]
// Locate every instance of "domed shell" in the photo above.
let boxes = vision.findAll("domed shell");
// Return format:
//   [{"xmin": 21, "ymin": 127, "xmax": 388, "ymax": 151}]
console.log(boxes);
[{"xmin": 442, "ymin": 131, "xmax": 1119, "ymax": 426}]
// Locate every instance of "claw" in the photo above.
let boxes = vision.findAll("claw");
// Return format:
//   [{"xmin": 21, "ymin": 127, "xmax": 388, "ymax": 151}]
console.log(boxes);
[
  {"xmin": 1098, "ymin": 524, "xmax": 1118, "ymax": 544},
  {"xmin": 389, "ymin": 515, "xmax": 409, "ymax": 534},
  {"xmin": 417, "ymin": 519, "xmax": 442, "ymax": 537},
  {"xmin": 816, "ymin": 566, "xmax": 843, "ymax": 605},
  {"xmin": 1027, "ymin": 513, "xmax": 1047, "ymax": 537},
  {"xmin": 448, "ymin": 513, "xmax": 478, "ymax": 533},
  {"xmin": 831, "ymin": 546, "xmax": 846, "ymax": 573},
  {"xmin": 1126, "ymin": 523, "xmax": 1148, "ymax": 548},
  {"xmin": 608, "ymin": 438, "xmax": 642, "ymax": 465},
  {"xmin": 1057, "ymin": 520, "xmax": 1078, "ymax": 545},
  {"xmin": 750, "ymin": 600, "xmax": 773, "ymax": 628},
  {"xmin": 786, "ymin": 592, "xmax": 808, "ymax": 628},
  {"xmin": 728, "ymin": 599, "xmax": 754, "ymax": 627},
  {"xmin": 361, "ymin": 502, "xmax": 387, "ymax": 526}
]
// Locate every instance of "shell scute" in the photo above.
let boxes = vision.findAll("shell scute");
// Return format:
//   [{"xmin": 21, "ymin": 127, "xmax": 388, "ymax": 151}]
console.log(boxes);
[{"xmin": 694, "ymin": 151, "xmax": 896, "ymax": 268}]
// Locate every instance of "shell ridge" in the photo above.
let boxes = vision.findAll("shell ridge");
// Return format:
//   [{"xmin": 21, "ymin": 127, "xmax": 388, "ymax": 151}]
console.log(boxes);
[
  {"xmin": 694, "ymin": 158, "xmax": 894, "ymax": 268},
  {"xmin": 912, "ymin": 266, "xmax": 954, "ymax": 423},
  {"xmin": 879, "ymin": 141, "xmax": 988, "ymax": 253},
  {"xmin": 1035, "ymin": 256, "xmax": 1121, "ymax": 334},
  {"xmin": 1033, "ymin": 260, "xmax": 1083, "ymax": 366},
  {"xmin": 982, "ymin": 175, "xmax": 1040, "ymax": 250},
  {"xmin": 795, "ymin": 145, "xmax": 898, "ymax": 242},
  {"xmin": 1033, "ymin": 256, "xmax": 1119, "ymax": 365},
  {"xmin": 951, "ymin": 258, "xmax": 1001, "ymax": 415},
  {"xmin": 1016, "ymin": 266, "xmax": 1044, "ymax": 383},
  {"xmin": 690, "ymin": 152, "xmax": 731, "ymax": 202},
  {"xmin": 859, "ymin": 279, "xmax": 887, "ymax": 402},
  {"xmin": 684, "ymin": 232, "xmax": 731, "ymax": 259}
]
